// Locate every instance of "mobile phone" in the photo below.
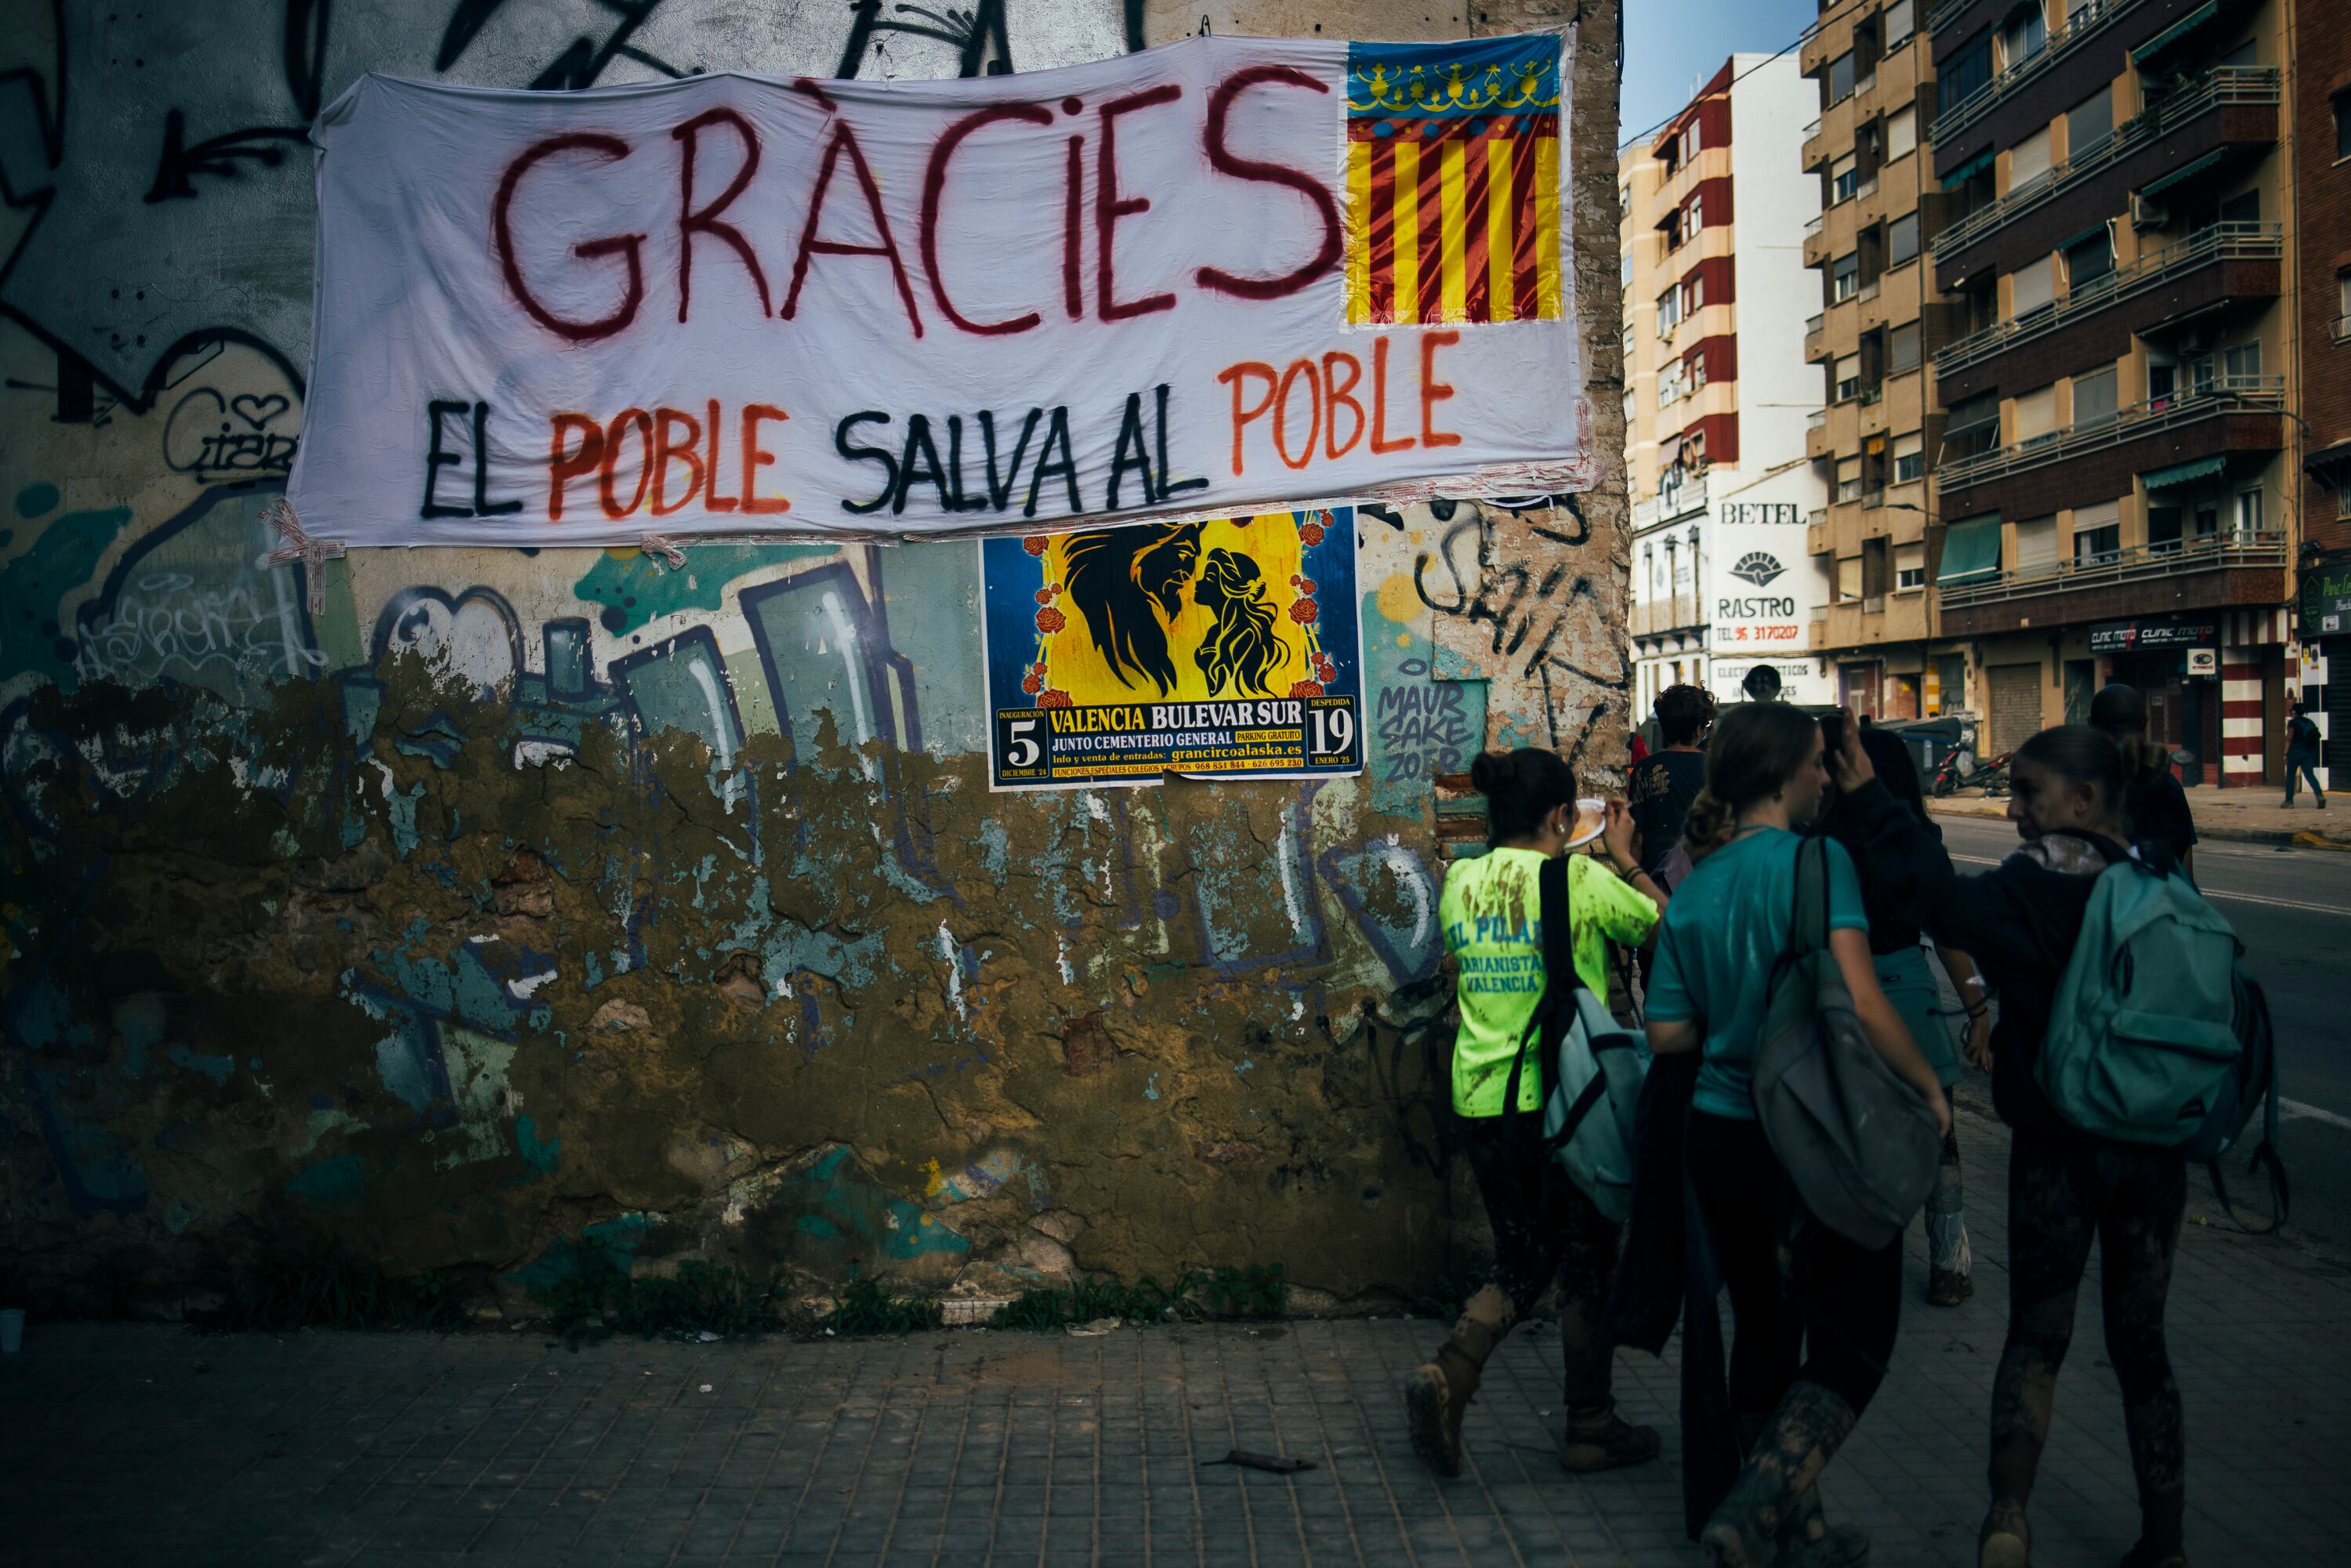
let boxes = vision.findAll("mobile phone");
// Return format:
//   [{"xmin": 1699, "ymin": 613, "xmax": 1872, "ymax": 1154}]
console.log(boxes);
[{"xmin": 1820, "ymin": 709, "xmax": 1846, "ymax": 759}]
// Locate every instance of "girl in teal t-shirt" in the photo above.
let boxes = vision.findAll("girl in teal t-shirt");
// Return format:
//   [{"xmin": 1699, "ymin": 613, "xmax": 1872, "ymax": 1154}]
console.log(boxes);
[
  {"xmin": 1403, "ymin": 748, "xmax": 1669, "ymax": 1483},
  {"xmin": 1643, "ymin": 704, "xmax": 1949, "ymax": 1568}
]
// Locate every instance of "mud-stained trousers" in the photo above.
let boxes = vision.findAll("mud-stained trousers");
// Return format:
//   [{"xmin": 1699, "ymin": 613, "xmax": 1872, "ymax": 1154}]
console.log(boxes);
[{"xmin": 1991, "ymin": 1130, "xmax": 2187, "ymax": 1554}]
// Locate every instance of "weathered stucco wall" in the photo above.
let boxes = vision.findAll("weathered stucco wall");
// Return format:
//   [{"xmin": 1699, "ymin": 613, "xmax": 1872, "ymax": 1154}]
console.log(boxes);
[{"xmin": 0, "ymin": 0, "xmax": 1627, "ymax": 1313}]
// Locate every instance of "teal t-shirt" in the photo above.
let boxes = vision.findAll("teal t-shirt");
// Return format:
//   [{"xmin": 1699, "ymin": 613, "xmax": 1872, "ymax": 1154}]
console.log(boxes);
[{"xmin": 1646, "ymin": 827, "xmax": 1870, "ymax": 1120}]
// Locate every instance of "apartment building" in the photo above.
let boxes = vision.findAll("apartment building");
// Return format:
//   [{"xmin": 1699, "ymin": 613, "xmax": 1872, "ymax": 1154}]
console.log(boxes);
[
  {"xmin": 1921, "ymin": 0, "xmax": 2299, "ymax": 784},
  {"xmin": 2295, "ymin": 20, "xmax": 2351, "ymax": 792},
  {"xmin": 1799, "ymin": 0, "xmax": 1968, "ymax": 720},
  {"xmin": 1623, "ymin": 56, "xmax": 1831, "ymax": 716}
]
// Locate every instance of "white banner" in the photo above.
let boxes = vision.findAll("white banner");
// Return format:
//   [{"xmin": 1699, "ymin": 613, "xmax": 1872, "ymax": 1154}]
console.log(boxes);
[{"xmin": 287, "ymin": 31, "xmax": 1591, "ymax": 547}]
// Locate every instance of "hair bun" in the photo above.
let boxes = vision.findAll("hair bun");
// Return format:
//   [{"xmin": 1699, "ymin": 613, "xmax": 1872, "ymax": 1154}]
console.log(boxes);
[{"xmin": 1469, "ymin": 751, "xmax": 1516, "ymax": 795}]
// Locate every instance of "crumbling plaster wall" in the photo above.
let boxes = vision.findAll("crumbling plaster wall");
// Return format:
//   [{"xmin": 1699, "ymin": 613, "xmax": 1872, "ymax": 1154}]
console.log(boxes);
[{"xmin": 0, "ymin": 0, "xmax": 1627, "ymax": 1310}]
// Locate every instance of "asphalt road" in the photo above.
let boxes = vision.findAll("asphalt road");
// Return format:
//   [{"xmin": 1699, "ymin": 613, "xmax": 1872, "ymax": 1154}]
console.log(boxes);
[{"xmin": 1936, "ymin": 815, "xmax": 2351, "ymax": 1255}]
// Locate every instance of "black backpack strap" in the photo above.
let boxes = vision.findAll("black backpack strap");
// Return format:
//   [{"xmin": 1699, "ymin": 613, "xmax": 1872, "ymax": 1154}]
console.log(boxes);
[
  {"xmin": 2211, "ymin": 1068, "xmax": 2289, "ymax": 1236},
  {"xmin": 1499, "ymin": 854, "xmax": 1583, "ymax": 1119}
]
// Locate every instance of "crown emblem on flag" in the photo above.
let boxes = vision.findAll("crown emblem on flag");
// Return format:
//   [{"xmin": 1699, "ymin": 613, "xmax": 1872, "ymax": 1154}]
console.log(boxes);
[{"xmin": 1342, "ymin": 37, "xmax": 1567, "ymax": 328}]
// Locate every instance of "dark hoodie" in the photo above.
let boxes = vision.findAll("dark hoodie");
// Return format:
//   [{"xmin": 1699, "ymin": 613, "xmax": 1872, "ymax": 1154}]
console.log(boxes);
[{"xmin": 1840, "ymin": 778, "xmax": 2153, "ymax": 1136}]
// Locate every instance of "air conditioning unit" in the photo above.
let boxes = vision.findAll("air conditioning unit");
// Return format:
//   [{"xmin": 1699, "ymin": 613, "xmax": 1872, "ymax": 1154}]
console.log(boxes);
[{"xmin": 2130, "ymin": 193, "xmax": 2168, "ymax": 231}]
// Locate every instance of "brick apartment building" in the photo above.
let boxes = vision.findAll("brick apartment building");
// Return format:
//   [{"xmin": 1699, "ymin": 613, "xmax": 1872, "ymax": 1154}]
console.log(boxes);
[
  {"xmin": 2299, "ymin": 12, "xmax": 2351, "ymax": 791},
  {"xmin": 1918, "ymin": 0, "xmax": 2301, "ymax": 782},
  {"xmin": 1623, "ymin": 56, "xmax": 1831, "ymax": 715},
  {"xmin": 1799, "ymin": 0, "xmax": 1962, "ymax": 720}
]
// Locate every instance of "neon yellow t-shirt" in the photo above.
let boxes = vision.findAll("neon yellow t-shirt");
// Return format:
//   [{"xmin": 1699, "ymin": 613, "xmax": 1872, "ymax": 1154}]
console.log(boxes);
[{"xmin": 1440, "ymin": 849, "xmax": 1660, "ymax": 1117}]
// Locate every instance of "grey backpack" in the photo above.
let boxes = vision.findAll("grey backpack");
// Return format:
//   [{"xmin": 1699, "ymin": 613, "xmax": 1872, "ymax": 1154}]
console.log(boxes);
[
  {"xmin": 1499, "ymin": 855, "xmax": 1649, "ymax": 1222},
  {"xmin": 1751, "ymin": 836, "xmax": 1940, "ymax": 1249}
]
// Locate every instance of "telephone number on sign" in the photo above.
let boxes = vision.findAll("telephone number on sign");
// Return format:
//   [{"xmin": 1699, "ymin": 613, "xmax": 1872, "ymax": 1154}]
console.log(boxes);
[{"xmin": 1725, "ymin": 625, "xmax": 1802, "ymax": 643}]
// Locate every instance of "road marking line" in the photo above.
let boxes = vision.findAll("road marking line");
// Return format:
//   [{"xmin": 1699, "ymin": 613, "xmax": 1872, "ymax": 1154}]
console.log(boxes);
[
  {"xmin": 2281, "ymin": 1099, "xmax": 2351, "ymax": 1133},
  {"xmin": 1946, "ymin": 853, "xmax": 2350, "ymax": 914}
]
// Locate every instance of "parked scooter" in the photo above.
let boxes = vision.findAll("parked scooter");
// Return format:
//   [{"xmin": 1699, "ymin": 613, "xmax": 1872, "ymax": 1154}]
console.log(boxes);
[{"xmin": 1929, "ymin": 748, "xmax": 2012, "ymax": 798}]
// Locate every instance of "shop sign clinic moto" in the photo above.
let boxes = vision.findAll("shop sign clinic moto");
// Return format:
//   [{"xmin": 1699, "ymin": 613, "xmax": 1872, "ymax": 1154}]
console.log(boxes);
[{"xmin": 285, "ymin": 31, "xmax": 1592, "ymax": 548}]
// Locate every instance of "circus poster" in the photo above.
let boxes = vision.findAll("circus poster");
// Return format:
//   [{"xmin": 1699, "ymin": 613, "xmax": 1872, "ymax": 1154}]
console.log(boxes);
[{"xmin": 980, "ymin": 509, "xmax": 1364, "ymax": 790}]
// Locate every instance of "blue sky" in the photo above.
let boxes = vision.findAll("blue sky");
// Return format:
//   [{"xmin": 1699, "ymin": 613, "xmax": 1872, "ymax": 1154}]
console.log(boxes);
[{"xmin": 1620, "ymin": 0, "xmax": 1818, "ymax": 147}]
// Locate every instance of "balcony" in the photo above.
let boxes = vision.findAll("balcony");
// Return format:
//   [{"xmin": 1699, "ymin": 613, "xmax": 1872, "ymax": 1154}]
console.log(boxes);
[
  {"xmin": 1806, "ymin": 410, "xmax": 1831, "ymax": 460},
  {"xmin": 1929, "ymin": 0, "xmax": 2150, "ymax": 148},
  {"xmin": 1938, "ymin": 531, "xmax": 2290, "ymax": 637},
  {"xmin": 1939, "ymin": 375, "xmax": 2283, "ymax": 495},
  {"xmin": 1630, "ymin": 593, "xmax": 1706, "ymax": 639},
  {"xmin": 1930, "ymin": 70, "xmax": 2278, "ymax": 280},
  {"xmin": 1934, "ymin": 223, "xmax": 2282, "ymax": 384},
  {"xmin": 1925, "ymin": 0, "xmax": 1975, "ymax": 35},
  {"xmin": 2335, "ymin": 314, "xmax": 2351, "ymax": 345},
  {"xmin": 1632, "ymin": 472, "xmax": 1708, "ymax": 531},
  {"xmin": 1806, "ymin": 312, "xmax": 1826, "ymax": 359}
]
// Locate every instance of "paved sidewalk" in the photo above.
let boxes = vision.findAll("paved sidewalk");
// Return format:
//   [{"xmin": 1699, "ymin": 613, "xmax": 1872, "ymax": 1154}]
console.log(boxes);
[
  {"xmin": 6, "ymin": 1103, "xmax": 2348, "ymax": 1567},
  {"xmin": 1929, "ymin": 788, "xmax": 2350, "ymax": 849}
]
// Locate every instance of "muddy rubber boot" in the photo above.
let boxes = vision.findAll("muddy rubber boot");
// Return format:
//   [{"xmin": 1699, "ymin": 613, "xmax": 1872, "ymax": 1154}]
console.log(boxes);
[
  {"xmin": 1699, "ymin": 1382, "xmax": 1860, "ymax": 1568},
  {"xmin": 1927, "ymin": 1268, "xmax": 1974, "ymax": 1307},
  {"xmin": 2117, "ymin": 1487, "xmax": 2186, "ymax": 1568},
  {"xmin": 1404, "ymin": 1285, "xmax": 1512, "ymax": 1479},
  {"xmin": 1976, "ymin": 1501, "xmax": 2030, "ymax": 1568},
  {"xmin": 1559, "ymin": 1403, "xmax": 1661, "ymax": 1472},
  {"xmin": 1777, "ymin": 1487, "xmax": 1871, "ymax": 1567}
]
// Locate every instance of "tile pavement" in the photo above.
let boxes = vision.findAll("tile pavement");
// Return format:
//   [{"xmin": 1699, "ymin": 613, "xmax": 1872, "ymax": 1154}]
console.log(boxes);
[{"xmin": 5, "ymin": 1102, "xmax": 2347, "ymax": 1567}]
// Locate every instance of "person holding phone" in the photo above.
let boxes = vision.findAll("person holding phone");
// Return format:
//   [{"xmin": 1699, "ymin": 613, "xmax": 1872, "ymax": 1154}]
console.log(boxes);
[{"xmin": 1405, "ymin": 751, "xmax": 1668, "ymax": 1480}]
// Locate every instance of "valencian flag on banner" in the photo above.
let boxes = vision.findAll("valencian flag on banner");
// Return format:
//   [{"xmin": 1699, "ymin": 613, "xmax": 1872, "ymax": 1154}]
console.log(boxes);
[{"xmin": 1344, "ymin": 37, "xmax": 1564, "ymax": 326}]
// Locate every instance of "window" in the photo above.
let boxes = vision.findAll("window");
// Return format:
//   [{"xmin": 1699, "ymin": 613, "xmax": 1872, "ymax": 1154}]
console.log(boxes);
[
  {"xmin": 1837, "ymin": 555, "xmax": 1864, "ymax": 599},
  {"xmin": 1837, "ymin": 456, "xmax": 1864, "ymax": 502},
  {"xmin": 1656, "ymin": 286, "xmax": 1681, "ymax": 334},
  {"xmin": 2236, "ymin": 488, "xmax": 2263, "ymax": 535},
  {"xmin": 2074, "ymin": 517, "xmax": 2121, "ymax": 564},
  {"xmin": 2014, "ymin": 383, "xmax": 2058, "ymax": 447},
  {"xmin": 2008, "ymin": 125, "xmax": 2053, "ymax": 192},
  {"xmin": 1896, "ymin": 543, "xmax": 1925, "ymax": 590},
  {"xmin": 1658, "ymin": 359, "xmax": 1684, "ymax": 406},
  {"xmin": 1621, "ymin": 389, "xmax": 1635, "ymax": 428},
  {"xmin": 1622, "ymin": 246, "xmax": 1636, "ymax": 288},
  {"xmin": 1683, "ymin": 271, "xmax": 1707, "ymax": 313},
  {"xmin": 1945, "ymin": 31, "xmax": 1993, "ymax": 103},
  {"xmin": 1884, "ymin": 0, "xmax": 1915, "ymax": 46},
  {"xmin": 1889, "ymin": 212, "xmax": 1920, "ymax": 266},
  {"xmin": 2072, "ymin": 366, "xmax": 2117, "ymax": 429},
  {"xmin": 1834, "ymin": 252, "xmax": 1860, "ymax": 301},
  {"xmin": 1621, "ymin": 182, "xmax": 1633, "ymax": 212},
  {"xmin": 1830, "ymin": 52, "xmax": 1857, "ymax": 103},
  {"xmin": 2000, "ymin": 2, "xmax": 2047, "ymax": 70},
  {"xmin": 2068, "ymin": 89, "xmax": 2114, "ymax": 158},
  {"xmin": 2338, "ymin": 270, "xmax": 2351, "ymax": 337},
  {"xmin": 1833, "ymin": 154, "xmax": 1860, "ymax": 205},
  {"xmin": 2064, "ymin": 226, "xmax": 2113, "ymax": 290},
  {"xmin": 1836, "ymin": 354, "xmax": 1863, "ymax": 401},
  {"xmin": 2015, "ymin": 513, "xmax": 2057, "ymax": 571},
  {"xmin": 1684, "ymin": 121, "xmax": 1703, "ymax": 160},
  {"xmin": 1687, "ymin": 349, "xmax": 1709, "ymax": 391},
  {"xmin": 1893, "ymin": 431, "xmax": 1924, "ymax": 482},
  {"xmin": 2223, "ymin": 341, "xmax": 2262, "ymax": 382},
  {"xmin": 1889, "ymin": 321, "xmax": 1922, "ymax": 373},
  {"xmin": 2009, "ymin": 254, "xmax": 2056, "ymax": 317},
  {"xmin": 1686, "ymin": 191, "xmax": 1704, "ymax": 234},
  {"xmin": 2336, "ymin": 91, "xmax": 2351, "ymax": 160},
  {"xmin": 1624, "ymin": 320, "xmax": 1636, "ymax": 358},
  {"xmin": 1943, "ymin": 393, "xmax": 2001, "ymax": 462},
  {"xmin": 1886, "ymin": 107, "xmax": 1917, "ymax": 162}
]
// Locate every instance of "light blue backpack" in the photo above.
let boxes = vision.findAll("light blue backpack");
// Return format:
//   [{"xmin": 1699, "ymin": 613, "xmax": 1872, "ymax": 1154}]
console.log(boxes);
[{"xmin": 2037, "ymin": 854, "xmax": 2242, "ymax": 1146}]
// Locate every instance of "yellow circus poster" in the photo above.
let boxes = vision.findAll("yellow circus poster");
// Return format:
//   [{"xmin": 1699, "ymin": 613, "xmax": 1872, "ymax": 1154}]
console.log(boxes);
[{"xmin": 980, "ymin": 510, "xmax": 1364, "ymax": 790}]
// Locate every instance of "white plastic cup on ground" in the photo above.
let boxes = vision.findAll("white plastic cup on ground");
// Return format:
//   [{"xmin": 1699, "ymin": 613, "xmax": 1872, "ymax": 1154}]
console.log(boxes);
[{"xmin": 0, "ymin": 1309, "xmax": 24, "ymax": 1353}]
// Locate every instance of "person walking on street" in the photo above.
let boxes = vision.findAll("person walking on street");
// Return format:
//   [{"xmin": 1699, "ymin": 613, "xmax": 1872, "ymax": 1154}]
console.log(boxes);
[
  {"xmin": 1643, "ymin": 704, "xmax": 1951, "ymax": 1568},
  {"xmin": 1628, "ymin": 683, "xmax": 1716, "ymax": 885},
  {"xmin": 1817, "ymin": 723, "xmax": 1991, "ymax": 1308},
  {"xmin": 2284, "ymin": 702, "xmax": 2325, "ymax": 809},
  {"xmin": 1405, "ymin": 751, "xmax": 1670, "ymax": 1479},
  {"xmin": 2090, "ymin": 683, "xmax": 2197, "ymax": 880},
  {"xmin": 1831, "ymin": 722, "xmax": 2196, "ymax": 1568}
]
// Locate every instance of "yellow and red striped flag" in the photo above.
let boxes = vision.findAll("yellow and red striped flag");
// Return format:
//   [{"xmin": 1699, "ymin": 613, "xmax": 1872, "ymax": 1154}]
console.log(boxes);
[{"xmin": 1344, "ymin": 38, "xmax": 1564, "ymax": 327}]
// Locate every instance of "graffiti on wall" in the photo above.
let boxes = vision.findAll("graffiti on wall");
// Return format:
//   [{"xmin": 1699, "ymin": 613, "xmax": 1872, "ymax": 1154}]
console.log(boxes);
[{"xmin": 0, "ymin": 0, "xmax": 1626, "ymax": 1305}]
